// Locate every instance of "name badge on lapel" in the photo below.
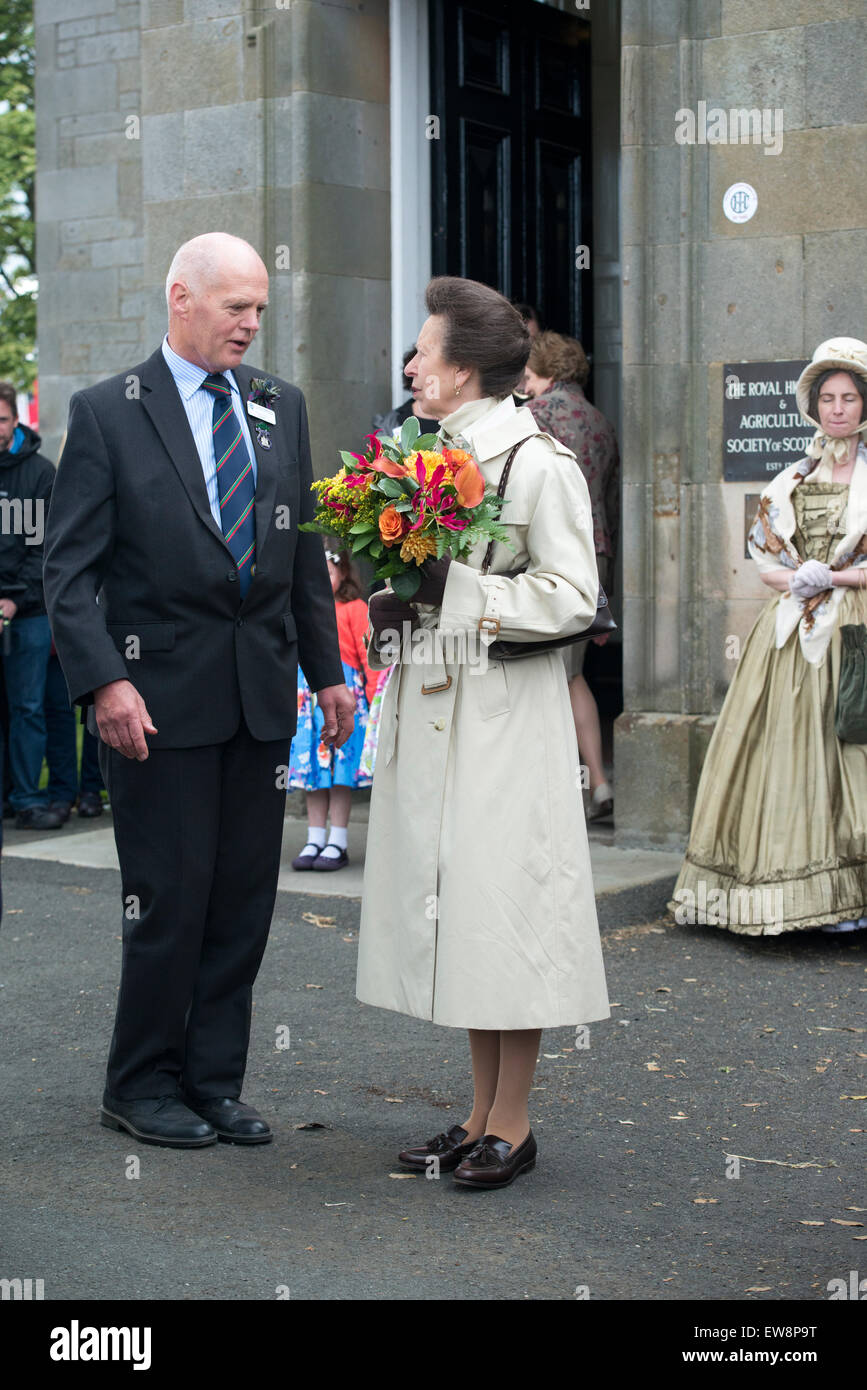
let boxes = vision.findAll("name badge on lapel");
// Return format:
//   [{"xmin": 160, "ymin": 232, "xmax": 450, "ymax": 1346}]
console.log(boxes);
[{"xmin": 247, "ymin": 400, "xmax": 276, "ymax": 425}]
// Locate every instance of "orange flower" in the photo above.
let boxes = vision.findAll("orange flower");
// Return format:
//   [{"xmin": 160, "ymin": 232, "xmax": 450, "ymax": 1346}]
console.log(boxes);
[
  {"xmin": 453, "ymin": 457, "xmax": 485, "ymax": 507},
  {"xmin": 379, "ymin": 504, "xmax": 406, "ymax": 546},
  {"xmin": 442, "ymin": 447, "xmax": 473, "ymax": 469}
]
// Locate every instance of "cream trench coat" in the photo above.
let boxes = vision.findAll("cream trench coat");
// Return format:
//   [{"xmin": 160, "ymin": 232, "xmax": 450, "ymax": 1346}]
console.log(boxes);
[{"xmin": 355, "ymin": 394, "xmax": 611, "ymax": 1030}]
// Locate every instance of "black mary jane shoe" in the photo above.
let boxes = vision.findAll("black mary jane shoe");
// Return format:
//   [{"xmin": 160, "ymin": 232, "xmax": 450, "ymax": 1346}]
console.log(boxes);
[
  {"xmin": 185, "ymin": 1096, "xmax": 272, "ymax": 1145},
  {"xmin": 292, "ymin": 843, "xmax": 324, "ymax": 871},
  {"xmin": 452, "ymin": 1130, "xmax": 537, "ymax": 1189},
  {"xmin": 312, "ymin": 846, "xmax": 349, "ymax": 872},
  {"xmin": 398, "ymin": 1124, "xmax": 479, "ymax": 1173}
]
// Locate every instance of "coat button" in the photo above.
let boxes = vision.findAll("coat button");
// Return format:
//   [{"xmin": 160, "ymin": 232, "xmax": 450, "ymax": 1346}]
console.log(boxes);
[
  {"xmin": 227, "ymin": 570, "xmax": 238, "ymax": 582},
  {"xmin": 236, "ymin": 617, "xmax": 244, "ymax": 627},
  {"xmin": 434, "ymin": 717, "xmax": 446, "ymax": 731}
]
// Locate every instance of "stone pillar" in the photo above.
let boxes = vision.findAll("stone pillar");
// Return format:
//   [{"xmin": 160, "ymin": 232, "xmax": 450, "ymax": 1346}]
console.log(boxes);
[
  {"xmin": 261, "ymin": 0, "xmax": 391, "ymax": 470},
  {"xmin": 35, "ymin": 0, "xmax": 391, "ymax": 475},
  {"xmin": 34, "ymin": 0, "xmax": 145, "ymax": 462},
  {"xmin": 138, "ymin": 0, "xmax": 391, "ymax": 474},
  {"xmin": 615, "ymin": 0, "xmax": 867, "ymax": 848}
]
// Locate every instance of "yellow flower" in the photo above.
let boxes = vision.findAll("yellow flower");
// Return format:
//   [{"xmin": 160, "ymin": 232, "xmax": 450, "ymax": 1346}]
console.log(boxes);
[
  {"xmin": 415, "ymin": 450, "xmax": 454, "ymax": 482},
  {"xmin": 399, "ymin": 532, "xmax": 437, "ymax": 565}
]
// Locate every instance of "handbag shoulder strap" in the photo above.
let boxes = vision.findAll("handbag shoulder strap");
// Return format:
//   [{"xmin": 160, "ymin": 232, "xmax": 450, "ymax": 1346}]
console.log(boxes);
[{"xmin": 480, "ymin": 436, "xmax": 535, "ymax": 575}]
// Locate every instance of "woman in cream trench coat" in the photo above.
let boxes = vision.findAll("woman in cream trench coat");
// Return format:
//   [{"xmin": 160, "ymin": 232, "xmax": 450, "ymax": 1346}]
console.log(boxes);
[{"xmin": 356, "ymin": 276, "xmax": 610, "ymax": 1189}]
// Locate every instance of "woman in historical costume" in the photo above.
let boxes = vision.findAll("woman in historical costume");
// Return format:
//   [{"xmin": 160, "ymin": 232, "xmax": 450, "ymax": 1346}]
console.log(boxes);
[
  {"xmin": 671, "ymin": 339, "xmax": 867, "ymax": 936},
  {"xmin": 523, "ymin": 331, "xmax": 620, "ymax": 821},
  {"xmin": 356, "ymin": 277, "xmax": 610, "ymax": 1189}
]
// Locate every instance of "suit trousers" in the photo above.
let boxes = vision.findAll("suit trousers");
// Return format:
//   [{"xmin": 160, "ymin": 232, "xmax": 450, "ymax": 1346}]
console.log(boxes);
[{"xmin": 98, "ymin": 716, "xmax": 290, "ymax": 1102}]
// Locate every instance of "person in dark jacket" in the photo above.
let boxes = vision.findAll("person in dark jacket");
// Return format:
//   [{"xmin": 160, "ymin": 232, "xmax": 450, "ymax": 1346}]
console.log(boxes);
[
  {"xmin": 371, "ymin": 346, "xmax": 440, "ymax": 438},
  {"xmin": 0, "ymin": 383, "xmax": 61, "ymax": 830}
]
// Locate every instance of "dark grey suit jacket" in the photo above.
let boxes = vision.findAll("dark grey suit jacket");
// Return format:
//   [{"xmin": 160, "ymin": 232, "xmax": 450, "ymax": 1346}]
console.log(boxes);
[{"xmin": 43, "ymin": 348, "xmax": 344, "ymax": 747}]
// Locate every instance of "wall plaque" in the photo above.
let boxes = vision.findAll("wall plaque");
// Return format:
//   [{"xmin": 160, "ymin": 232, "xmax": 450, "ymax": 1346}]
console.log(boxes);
[{"xmin": 723, "ymin": 360, "xmax": 810, "ymax": 481}]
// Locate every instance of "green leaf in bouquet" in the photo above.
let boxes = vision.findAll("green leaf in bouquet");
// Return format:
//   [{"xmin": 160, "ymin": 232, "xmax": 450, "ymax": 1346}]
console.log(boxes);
[
  {"xmin": 415, "ymin": 432, "xmax": 439, "ymax": 450},
  {"xmin": 380, "ymin": 440, "xmax": 404, "ymax": 464},
  {"xmin": 298, "ymin": 519, "xmax": 333, "ymax": 535},
  {"xmin": 375, "ymin": 559, "xmax": 402, "ymax": 579},
  {"xmin": 339, "ymin": 450, "xmax": 363, "ymax": 469},
  {"xmin": 349, "ymin": 520, "xmax": 377, "ymax": 534},
  {"xmin": 391, "ymin": 568, "xmax": 422, "ymax": 601},
  {"xmin": 399, "ymin": 474, "xmax": 420, "ymax": 494},
  {"xmin": 394, "ymin": 498, "xmax": 414, "ymax": 513},
  {"xmin": 369, "ymin": 539, "xmax": 384, "ymax": 558},
  {"xmin": 399, "ymin": 415, "xmax": 421, "ymax": 452},
  {"xmin": 379, "ymin": 476, "xmax": 404, "ymax": 499},
  {"xmin": 435, "ymin": 532, "xmax": 449, "ymax": 560}
]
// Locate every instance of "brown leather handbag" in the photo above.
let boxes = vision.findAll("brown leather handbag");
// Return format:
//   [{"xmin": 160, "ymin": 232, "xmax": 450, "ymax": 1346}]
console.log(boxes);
[{"xmin": 479, "ymin": 437, "xmax": 616, "ymax": 660}]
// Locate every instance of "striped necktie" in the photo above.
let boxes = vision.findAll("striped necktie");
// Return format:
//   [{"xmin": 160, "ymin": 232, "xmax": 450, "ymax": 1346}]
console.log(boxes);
[{"xmin": 201, "ymin": 373, "xmax": 256, "ymax": 596}]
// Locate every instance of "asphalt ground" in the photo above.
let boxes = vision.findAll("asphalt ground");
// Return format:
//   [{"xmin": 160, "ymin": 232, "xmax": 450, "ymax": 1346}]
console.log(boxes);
[{"xmin": 1, "ymin": 855, "xmax": 865, "ymax": 1322}]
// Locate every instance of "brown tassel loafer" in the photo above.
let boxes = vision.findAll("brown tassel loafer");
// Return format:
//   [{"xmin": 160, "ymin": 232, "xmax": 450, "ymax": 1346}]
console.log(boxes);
[
  {"xmin": 398, "ymin": 1124, "xmax": 479, "ymax": 1173},
  {"xmin": 452, "ymin": 1130, "xmax": 537, "ymax": 1189}
]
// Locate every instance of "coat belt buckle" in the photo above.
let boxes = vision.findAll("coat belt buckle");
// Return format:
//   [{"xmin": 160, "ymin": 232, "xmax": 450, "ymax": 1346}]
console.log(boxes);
[
  {"xmin": 479, "ymin": 616, "xmax": 500, "ymax": 637},
  {"xmin": 421, "ymin": 675, "xmax": 452, "ymax": 695}
]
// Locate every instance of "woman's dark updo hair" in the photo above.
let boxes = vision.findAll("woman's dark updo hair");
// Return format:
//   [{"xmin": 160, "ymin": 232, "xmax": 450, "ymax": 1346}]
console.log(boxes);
[
  {"xmin": 425, "ymin": 276, "xmax": 531, "ymax": 399},
  {"xmin": 809, "ymin": 368, "xmax": 867, "ymax": 426}
]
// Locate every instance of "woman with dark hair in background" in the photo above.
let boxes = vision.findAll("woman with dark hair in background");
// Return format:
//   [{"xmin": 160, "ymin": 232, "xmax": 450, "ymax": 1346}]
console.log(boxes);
[
  {"xmin": 372, "ymin": 347, "xmax": 440, "ymax": 440},
  {"xmin": 357, "ymin": 276, "xmax": 609, "ymax": 1190},
  {"xmin": 523, "ymin": 331, "xmax": 620, "ymax": 821}
]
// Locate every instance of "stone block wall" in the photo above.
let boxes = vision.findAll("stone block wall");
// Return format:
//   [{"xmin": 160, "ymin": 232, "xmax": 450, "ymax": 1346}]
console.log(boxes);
[
  {"xmin": 35, "ymin": 0, "xmax": 145, "ymax": 461},
  {"xmin": 615, "ymin": 0, "xmax": 867, "ymax": 845},
  {"xmin": 35, "ymin": 0, "xmax": 391, "ymax": 475}
]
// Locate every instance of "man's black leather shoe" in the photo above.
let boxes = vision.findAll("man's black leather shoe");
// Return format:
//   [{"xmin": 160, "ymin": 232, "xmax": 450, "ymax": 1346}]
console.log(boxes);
[
  {"xmin": 47, "ymin": 800, "xmax": 73, "ymax": 823},
  {"xmin": 398, "ymin": 1124, "xmax": 478, "ymax": 1172},
  {"xmin": 15, "ymin": 805, "xmax": 64, "ymax": 830},
  {"xmin": 453, "ymin": 1130, "xmax": 537, "ymax": 1189},
  {"xmin": 78, "ymin": 792, "xmax": 104, "ymax": 818},
  {"xmin": 185, "ymin": 1097, "xmax": 272, "ymax": 1145},
  {"xmin": 100, "ymin": 1095, "xmax": 217, "ymax": 1148}
]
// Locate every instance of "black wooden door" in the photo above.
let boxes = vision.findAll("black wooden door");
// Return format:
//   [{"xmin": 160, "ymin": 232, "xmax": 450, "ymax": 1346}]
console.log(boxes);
[{"xmin": 429, "ymin": 0, "xmax": 592, "ymax": 345}]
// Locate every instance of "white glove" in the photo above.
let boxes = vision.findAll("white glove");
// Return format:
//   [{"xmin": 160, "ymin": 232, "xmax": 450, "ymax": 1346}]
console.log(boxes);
[{"xmin": 789, "ymin": 559, "xmax": 834, "ymax": 599}]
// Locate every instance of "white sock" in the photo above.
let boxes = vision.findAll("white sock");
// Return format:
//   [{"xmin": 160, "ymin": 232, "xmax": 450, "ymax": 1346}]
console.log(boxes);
[
  {"xmin": 301, "ymin": 825, "xmax": 327, "ymax": 855},
  {"xmin": 327, "ymin": 826, "xmax": 348, "ymax": 850}
]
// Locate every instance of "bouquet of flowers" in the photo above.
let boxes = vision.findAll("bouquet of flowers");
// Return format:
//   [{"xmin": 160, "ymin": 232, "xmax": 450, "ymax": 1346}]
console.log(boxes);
[{"xmin": 300, "ymin": 416, "xmax": 512, "ymax": 599}]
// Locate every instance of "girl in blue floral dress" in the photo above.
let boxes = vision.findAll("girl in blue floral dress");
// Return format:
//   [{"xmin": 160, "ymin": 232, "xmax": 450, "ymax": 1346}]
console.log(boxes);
[{"xmin": 289, "ymin": 543, "xmax": 379, "ymax": 872}]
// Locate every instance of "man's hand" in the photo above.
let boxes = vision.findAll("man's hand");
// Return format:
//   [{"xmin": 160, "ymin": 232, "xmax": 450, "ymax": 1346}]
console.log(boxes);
[
  {"xmin": 93, "ymin": 679, "xmax": 158, "ymax": 760},
  {"xmin": 317, "ymin": 683, "xmax": 355, "ymax": 749},
  {"xmin": 0, "ymin": 598, "xmax": 18, "ymax": 620}
]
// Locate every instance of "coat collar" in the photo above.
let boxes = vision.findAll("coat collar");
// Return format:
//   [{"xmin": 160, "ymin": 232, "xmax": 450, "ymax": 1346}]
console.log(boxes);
[{"xmin": 440, "ymin": 394, "xmax": 540, "ymax": 463}]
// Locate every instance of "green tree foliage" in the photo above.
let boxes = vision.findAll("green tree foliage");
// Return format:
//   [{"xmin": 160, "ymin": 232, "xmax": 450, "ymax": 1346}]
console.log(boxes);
[{"xmin": 0, "ymin": 0, "xmax": 35, "ymax": 389}]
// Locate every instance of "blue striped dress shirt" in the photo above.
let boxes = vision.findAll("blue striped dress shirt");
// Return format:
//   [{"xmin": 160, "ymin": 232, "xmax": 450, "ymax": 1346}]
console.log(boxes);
[{"xmin": 160, "ymin": 335, "xmax": 258, "ymax": 529}]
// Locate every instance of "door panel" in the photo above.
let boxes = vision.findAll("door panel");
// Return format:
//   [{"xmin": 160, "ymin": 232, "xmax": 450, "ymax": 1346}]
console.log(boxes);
[{"xmin": 430, "ymin": 0, "xmax": 592, "ymax": 344}]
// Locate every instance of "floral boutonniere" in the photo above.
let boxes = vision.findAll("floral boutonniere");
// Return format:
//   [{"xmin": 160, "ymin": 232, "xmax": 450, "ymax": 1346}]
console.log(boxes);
[
  {"xmin": 248, "ymin": 377, "xmax": 281, "ymax": 409},
  {"xmin": 247, "ymin": 378, "xmax": 281, "ymax": 449}
]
